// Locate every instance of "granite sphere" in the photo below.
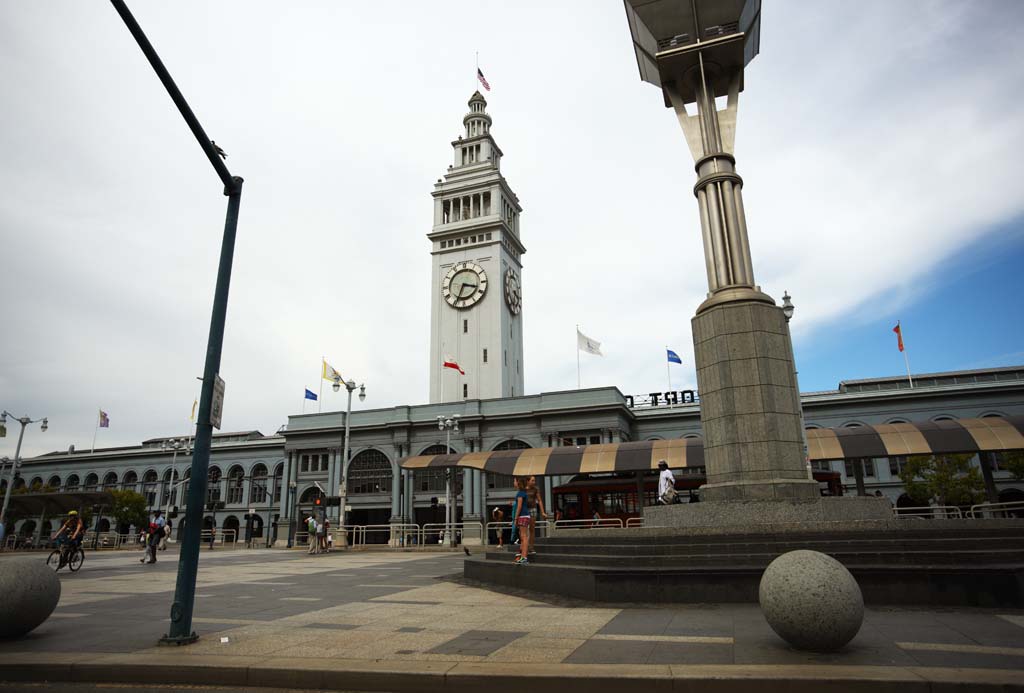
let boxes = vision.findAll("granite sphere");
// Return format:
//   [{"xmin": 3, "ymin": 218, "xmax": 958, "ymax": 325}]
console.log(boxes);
[
  {"xmin": 0, "ymin": 557, "xmax": 61, "ymax": 638},
  {"xmin": 759, "ymin": 549, "xmax": 863, "ymax": 652}
]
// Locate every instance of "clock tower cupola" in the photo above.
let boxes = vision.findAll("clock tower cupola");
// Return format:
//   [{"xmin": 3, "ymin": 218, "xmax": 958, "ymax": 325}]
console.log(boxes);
[{"xmin": 428, "ymin": 92, "xmax": 525, "ymax": 404}]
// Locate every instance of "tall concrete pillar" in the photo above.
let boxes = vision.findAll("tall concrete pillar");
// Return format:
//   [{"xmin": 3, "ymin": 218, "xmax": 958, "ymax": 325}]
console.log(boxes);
[{"xmin": 624, "ymin": 2, "xmax": 816, "ymax": 503}]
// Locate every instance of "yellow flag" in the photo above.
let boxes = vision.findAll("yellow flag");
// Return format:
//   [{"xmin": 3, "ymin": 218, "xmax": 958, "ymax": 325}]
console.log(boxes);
[
  {"xmin": 322, "ymin": 359, "xmax": 344, "ymax": 383},
  {"xmin": 190, "ymin": 399, "xmax": 198, "ymax": 422}
]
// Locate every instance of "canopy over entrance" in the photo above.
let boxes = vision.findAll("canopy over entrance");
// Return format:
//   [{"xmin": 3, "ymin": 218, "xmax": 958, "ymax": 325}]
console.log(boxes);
[
  {"xmin": 3, "ymin": 491, "xmax": 116, "ymax": 517},
  {"xmin": 398, "ymin": 416, "xmax": 1024, "ymax": 474}
]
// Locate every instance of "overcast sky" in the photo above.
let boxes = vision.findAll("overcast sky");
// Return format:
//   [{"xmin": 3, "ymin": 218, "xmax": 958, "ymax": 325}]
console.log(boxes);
[{"xmin": 2, "ymin": 1, "xmax": 1023, "ymax": 457}]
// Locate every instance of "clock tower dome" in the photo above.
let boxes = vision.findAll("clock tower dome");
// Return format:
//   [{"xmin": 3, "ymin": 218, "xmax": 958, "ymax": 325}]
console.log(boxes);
[{"xmin": 429, "ymin": 91, "xmax": 525, "ymax": 404}]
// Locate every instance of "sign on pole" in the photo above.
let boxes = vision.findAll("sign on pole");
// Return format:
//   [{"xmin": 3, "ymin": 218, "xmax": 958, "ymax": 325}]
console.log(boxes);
[{"xmin": 210, "ymin": 374, "xmax": 225, "ymax": 430}]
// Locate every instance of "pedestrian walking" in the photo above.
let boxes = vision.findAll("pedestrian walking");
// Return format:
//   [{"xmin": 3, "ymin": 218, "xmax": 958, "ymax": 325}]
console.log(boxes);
[
  {"xmin": 208, "ymin": 518, "xmax": 217, "ymax": 550},
  {"xmin": 159, "ymin": 518, "xmax": 172, "ymax": 551},
  {"xmin": 526, "ymin": 476, "xmax": 548, "ymax": 556},
  {"xmin": 316, "ymin": 518, "xmax": 326, "ymax": 553},
  {"xmin": 512, "ymin": 477, "xmax": 532, "ymax": 564},
  {"xmin": 491, "ymin": 506, "xmax": 504, "ymax": 546},
  {"xmin": 657, "ymin": 460, "xmax": 678, "ymax": 505},
  {"xmin": 306, "ymin": 515, "xmax": 318, "ymax": 554},
  {"xmin": 140, "ymin": 510, "xmax": 165, "ymax": 564},
  {"xmin": 323, "ymin": 518, "xmax": 331, "ymax": 553}
]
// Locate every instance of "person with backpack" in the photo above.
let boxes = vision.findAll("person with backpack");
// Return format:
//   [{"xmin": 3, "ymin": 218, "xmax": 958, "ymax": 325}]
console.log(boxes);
[
  {"xmin": 657, "ymin": 460, "xmax": 678, "ymax": 505},
  {"xmin": 306, "ymin": 515, "xmax": 318, "ymax": 554}
]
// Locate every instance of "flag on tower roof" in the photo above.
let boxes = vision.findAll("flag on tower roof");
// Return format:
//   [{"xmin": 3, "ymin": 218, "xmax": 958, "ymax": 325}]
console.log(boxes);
[
  {"xmin": 322, "ymin": 359, "xmax": 344, "ymax": 383},
  {"xmin": 577, "ymin": 329, "xmax": 603, "ymax": 356},
  {"xmin": 893, "ymin": 322, "xmax": 905, "ymax": 353},
  {"xmin": 477, "ymin": 68, "xmax": 491, "ymax": 91},
  {"xmin": 667, "ymin": 349, "xmax": 682, "ymax": 364},
  {"xmin": 304, "ymin": 389, "xmax": 318, "ymax": 402},
  {"xmin": 99, "ymin": 410, "xmax": 110, "ymax": 428}
]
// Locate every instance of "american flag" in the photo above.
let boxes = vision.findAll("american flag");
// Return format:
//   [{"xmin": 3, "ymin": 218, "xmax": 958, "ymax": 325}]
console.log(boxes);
[{"xmin": 477, "ymin": 68, "xmax": 491, "ymax": 91}]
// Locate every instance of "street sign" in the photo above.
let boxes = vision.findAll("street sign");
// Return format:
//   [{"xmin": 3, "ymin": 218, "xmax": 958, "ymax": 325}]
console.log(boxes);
[
  {"xmin": 344, "ymin": 504, "xmax": 352, "ymax": 512},
  {"xmin": 210, "ymin": 374, "xmax": 225, "ymax": 430}
]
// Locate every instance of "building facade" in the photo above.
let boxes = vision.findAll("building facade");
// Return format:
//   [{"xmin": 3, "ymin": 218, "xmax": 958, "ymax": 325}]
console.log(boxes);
[
  {"xmin": 7, "ymin": 366, "xmax": 1023, "ymax": 544},
  {"xmin": 428, "ymin": 91, "xmax": 525, "ymax": 403}
]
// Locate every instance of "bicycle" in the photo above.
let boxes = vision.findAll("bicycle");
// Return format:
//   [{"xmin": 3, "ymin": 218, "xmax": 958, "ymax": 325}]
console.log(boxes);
[{"xmin": 47, "ymin": 539, "xmax": 84, "ymax": 572}]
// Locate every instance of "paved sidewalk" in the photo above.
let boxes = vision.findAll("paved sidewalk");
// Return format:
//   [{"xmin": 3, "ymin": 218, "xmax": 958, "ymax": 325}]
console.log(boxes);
[{"xmin": 1, "ymin": 548, "xmax": 1023, "ymax": 690}]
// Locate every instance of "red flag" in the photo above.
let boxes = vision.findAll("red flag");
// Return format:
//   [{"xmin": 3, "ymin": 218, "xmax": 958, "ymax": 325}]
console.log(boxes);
[
  {"xmin": 443, "ymin": 359, "xmax": 465, "ymax": 375},
  {"xmin": 893, "ymin": 323, "xmax": 904, "ymax": 352}
]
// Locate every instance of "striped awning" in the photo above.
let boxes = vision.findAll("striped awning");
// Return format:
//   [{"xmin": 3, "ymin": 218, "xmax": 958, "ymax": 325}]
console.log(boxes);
[
  {"xmin": 398, "ymin": 417, "xmax": 1024, "ymax": 474},
  {"xmin": 806, "ymin": 416, "xmax": 1024, "ymax": 461},
  {"xmin": 400, "ymin": 438, "xmax": 704, "ymax": 476}
]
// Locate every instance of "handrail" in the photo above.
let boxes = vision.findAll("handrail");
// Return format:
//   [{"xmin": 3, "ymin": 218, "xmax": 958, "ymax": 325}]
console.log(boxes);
[
  {"xmin": 625, "ymin": 517, "xmax": 645, "ymax": 528},
  {"xmin": 554, "ymin": 518, "xmax": 625, "ymax": 529},
  {"xmin": 968, "ymin": 500, "xmax": 1024, "ymax": 519},
  {"xmin": 892, "ymin": 505, "xmax": 963, "ymax": 519}
]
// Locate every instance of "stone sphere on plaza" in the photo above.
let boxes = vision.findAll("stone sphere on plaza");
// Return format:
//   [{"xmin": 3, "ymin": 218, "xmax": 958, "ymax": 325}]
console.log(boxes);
[
  {"xmin": 758, "ymin": 550, "xmax": 863, "ymax": 652},
  {"xmin": 0, "ymin": 557, "xmax": 61, "ymax": 638}
]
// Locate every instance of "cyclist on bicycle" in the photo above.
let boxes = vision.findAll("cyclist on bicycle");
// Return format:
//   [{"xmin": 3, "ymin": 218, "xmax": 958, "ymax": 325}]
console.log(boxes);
[{"xmin": 53, "ymin": 510, "xmax": 85, "ymax": 548}]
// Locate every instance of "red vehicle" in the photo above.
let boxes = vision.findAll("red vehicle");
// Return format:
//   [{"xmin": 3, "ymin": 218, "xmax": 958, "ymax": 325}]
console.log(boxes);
[{"xmin": 553, "ymin": 469, "xmax": 842, "ymax": 525}]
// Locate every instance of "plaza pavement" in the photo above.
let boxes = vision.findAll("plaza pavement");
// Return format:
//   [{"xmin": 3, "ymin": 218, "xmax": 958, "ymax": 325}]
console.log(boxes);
[{"xmin": 1, "ymin": 546, "xmax": 1023, "ymax": 691}]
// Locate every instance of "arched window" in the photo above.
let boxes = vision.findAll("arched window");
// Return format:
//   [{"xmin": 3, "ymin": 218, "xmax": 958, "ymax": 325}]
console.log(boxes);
[
  {"xmin": 142, "ymin": 470, "xmax": 158, "ymax": 506},
  {"xmin": 250, "ymin": 464, "xmax": 269, "ymax": 504},
  {"xmin": 489, "ymin": 440, "xmax": 530, "ymax": 490},
  {"xmin": 47, "ymin": 475, "xmax": 61, "ymax": 490},
  {"xmin": 121, "ymin": 471, "xmax": 138, "ymax": 491},
  {"xmin": 226, "ymin": 465, "xmax": 245, "ymax": 504},
  {"xmin": 29, "ymin": 477, "xmax": 44, "ymax": 492},
  {"xmin": 102, "ymin": 472, "xmax": 118, "ymax": 490},
  {"xmin": 207, "ymin": 466, "xmax": 222, "ymax": 504},
  {"xmin": 162, "ymin": 469, "xmax": 180, "ymax": 507},
  {"xmin": 299, "ymin": 487, "xmax": 322, "ymax": 503},
  {"xmin": 83, "ymin": 473, "xmax": 99, "ymax": 492},
  {"xmin": 348, "ymin": 449, "xmax": 392, "ymax": 495},
  {"xmin": 417, "ymin": 445, "xmax": 452, "ymax": 492},
  {"xmin": 272, "ymin": 463, "xmax": 283, "ymax": 504},
  {"xmin": 65, "ymin": 474, "xmax": 80, "ymax": 492}
]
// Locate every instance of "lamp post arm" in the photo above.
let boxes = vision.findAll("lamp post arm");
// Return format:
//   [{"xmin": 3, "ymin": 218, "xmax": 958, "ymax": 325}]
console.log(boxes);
[
  {"xmin": 0, "ymin": 416, "xmax": 31, "ymax": 529},
  {"xmin": 109, "ymin": 0, "xmax": 237, "ymax": 193}
]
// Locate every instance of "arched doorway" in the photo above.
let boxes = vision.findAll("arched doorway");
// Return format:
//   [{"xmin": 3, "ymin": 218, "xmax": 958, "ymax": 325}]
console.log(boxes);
[
  {"xmin": 97, "ymin": 518, "xmax": 111, "ymax": 533},
  {"xmin": 896, "ymin": 493, "xmax": 923, "ymax": 516},
  {"xmin": 249, "ymin": 513, "xmax": 264, "ymax": 539},
  {"xmin": 222, "ymin": 515, "xmax": 240, "ymax": 543}
]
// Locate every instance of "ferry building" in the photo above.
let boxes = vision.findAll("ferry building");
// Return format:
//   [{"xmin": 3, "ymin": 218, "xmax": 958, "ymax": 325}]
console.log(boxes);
[{"xmin": 6, "ymin": 94, "xmax": 1024, "ymax": 544}]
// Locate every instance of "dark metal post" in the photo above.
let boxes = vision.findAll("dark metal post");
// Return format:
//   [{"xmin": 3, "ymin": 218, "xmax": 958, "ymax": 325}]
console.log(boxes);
[
  {"xmin": 107, "ymin": 0, "xmax": 244, "ymax": 647},
  {"xmin": 163, "ymin": 186, "xmax": 242, "ymax": 644}
]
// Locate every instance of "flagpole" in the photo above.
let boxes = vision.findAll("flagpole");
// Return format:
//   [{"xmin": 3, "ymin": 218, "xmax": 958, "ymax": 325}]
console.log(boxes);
[
  {"xmin": 666, "ymin": 347, "xmax": 673, "ymax": 406},
  {"xmin": 576, "ymin": 325, "xmax": 581, "ymax": 389},
  {"xmin": 91, "ymin": 409, "xmax": 99, "ymax": 453},
  {"xmin": 899, "ymin": 322, "xmax": 914, "ymax": 388},
  {"xmin": 319, "ymin": 357, "xmax": 324, "ymax": 413}
]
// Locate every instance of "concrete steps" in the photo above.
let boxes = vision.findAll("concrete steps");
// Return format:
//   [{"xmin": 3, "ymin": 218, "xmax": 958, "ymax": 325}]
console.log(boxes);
[{"xmin": 464, "ymin": 525, "xmax": 1024, "ymax": 607}]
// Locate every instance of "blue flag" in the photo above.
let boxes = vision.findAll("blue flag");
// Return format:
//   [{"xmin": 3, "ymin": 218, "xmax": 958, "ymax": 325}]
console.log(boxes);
[
  {"xmin": 304, "ymin": 388, "xmax": 318, "ymax": 401},
  {"xmin": 667, "ymin": 349, "xmax": 682, "ymax": 364}
]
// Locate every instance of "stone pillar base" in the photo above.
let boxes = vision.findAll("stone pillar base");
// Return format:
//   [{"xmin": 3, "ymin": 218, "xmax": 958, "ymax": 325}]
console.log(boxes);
[
  {"xmin": 644, "ymin": 496, "xmax": 892, "ymax": 529},
  {"xmin": 692, "ymin": 300, "xmax": 818, "ymax": 502}
]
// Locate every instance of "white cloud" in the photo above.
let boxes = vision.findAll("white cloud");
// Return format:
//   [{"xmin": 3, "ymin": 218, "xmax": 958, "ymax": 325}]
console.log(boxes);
[{"xmin": 1, "ymin": 1, "xmax": 1021, "ymax": 456}]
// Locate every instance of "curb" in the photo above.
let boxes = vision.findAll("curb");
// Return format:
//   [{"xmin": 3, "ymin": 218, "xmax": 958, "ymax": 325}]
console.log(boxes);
[{"xmin": 2, "ymin": 654, "xmax": 1024, "ymax": 692}]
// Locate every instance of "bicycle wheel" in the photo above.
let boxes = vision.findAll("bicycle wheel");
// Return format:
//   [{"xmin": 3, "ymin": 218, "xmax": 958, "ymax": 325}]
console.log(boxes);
[
  {"xmin": 68, "ymin": 548, "xmax": 84, "ymax": 572},
  {"xmin": 47, "ymin": 550, "xmax": 62, "ymax": 571}
]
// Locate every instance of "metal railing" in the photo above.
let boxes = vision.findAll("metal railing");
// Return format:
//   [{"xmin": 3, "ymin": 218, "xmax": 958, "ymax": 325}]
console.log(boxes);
[
  {"xmin": 968, "ymin": 500, "xmax": 1024, "ymax": 519},
  {"xmin": 198, "ymin": 529, "xmax": 238, "ymax": 547},
  {"xmin": 893, "ymin": 505, "xmax": 964, "ymax": 519},
  {"xmin": 625, "ymin": 517, "xmax": 645, "ymax": 528},
  {"xmin": 553, "ymin": 517, "xmax": 625, "ymax": 529}
]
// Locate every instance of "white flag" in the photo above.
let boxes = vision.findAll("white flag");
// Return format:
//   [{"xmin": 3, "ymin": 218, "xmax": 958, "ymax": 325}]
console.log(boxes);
[{"xmin": 577, "ymin": 329, "xmax": 603, "ymax": 356}]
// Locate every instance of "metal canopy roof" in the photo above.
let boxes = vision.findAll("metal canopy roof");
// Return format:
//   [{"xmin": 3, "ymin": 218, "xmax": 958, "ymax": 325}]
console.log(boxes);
[
  {"xmin": 3, "ymin": 491, "xmax": 116, "ymax": 517},
  {"xmin": 398, "ymin": 417, "xmax": 1024, "ymax": 475}
]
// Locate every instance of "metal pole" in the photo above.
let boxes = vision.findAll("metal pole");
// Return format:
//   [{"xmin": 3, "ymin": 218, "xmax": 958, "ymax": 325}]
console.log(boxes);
[
  {"xmin": 0, "ymin": 420, "xmax": 29, "ymax": 534},
  {"xmin": 340, "ymin": 384, "xmax": 353, "ymax": 540},
  {"xmin": 108, "ymin": 0, "xmax": 244, "ymax": 647}
]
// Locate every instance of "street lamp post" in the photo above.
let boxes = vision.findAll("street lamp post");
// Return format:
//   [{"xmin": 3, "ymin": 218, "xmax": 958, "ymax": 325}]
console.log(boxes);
[
  {"xmin": 333, "ymin": 377, "xmax": 365, "ymax": 547},
  {"xmin": 108, "ymin": 0, "xmax": 245, "ymax": 646},
  {"xmin": 437, "ymin": 415, "xmax": 460, "ymax": 548},
  {"xmin": 161, "ymin": 438, "xmax": 190, "ymax": 519},
  {"xmin": 286, "ymin": 481, "xmax": 298, "ymax": 548},
  {"xmin": 0, "ymin": 411, "xmax": 48, "ymax": 546},
  {"xmin": 781, "ymin": 292, "xmax": 812, "ymax": 481}
]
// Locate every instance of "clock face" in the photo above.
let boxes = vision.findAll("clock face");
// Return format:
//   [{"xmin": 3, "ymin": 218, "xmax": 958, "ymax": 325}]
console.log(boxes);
[
  {"xmin": 504, "ymin": 268, "xmax": 522, "ymax": 315},
  {"xmin": 442, "ymin": 261, "xmax": 487, "ymax": 309}
]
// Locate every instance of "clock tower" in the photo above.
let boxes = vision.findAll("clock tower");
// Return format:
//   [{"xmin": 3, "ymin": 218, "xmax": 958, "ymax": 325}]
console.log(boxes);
[{"xmin": 429, "ymin": 91, "xmax": 525, "ymax": 404}]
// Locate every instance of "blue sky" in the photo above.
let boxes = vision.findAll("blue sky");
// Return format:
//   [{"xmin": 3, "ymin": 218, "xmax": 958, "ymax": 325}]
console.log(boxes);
[{"xmin": 796, "ymin": 217, "xmax": 1024, "ymax": 392}]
